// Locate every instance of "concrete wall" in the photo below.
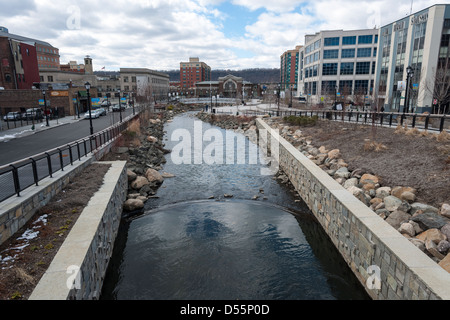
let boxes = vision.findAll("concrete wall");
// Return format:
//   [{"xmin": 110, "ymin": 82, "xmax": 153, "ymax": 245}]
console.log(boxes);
[
  {"xmin": 0, "ymin": 156, "xmax": 94, "ymax": 246},
  {"xmin": 256, "ymin": 118, "xmax": 450, "ymax": 300},
  {"xmin": 29, "ymin": 161, "xmax": 127, "ymax": 300}
]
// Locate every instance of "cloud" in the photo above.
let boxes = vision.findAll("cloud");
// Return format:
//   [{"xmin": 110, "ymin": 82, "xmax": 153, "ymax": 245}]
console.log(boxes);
[{"xmin": 0, "ymin": 0, "xmax": 443, "ymax": 71}]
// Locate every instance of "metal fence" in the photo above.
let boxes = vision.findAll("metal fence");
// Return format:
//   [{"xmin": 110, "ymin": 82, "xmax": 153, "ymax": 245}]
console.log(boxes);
[
  {"xmin": 0, "ymin": 110, "xmax": 141, "ymax": 204},
  {"xmin": 214, "ymin": 108, "xmax": 450, "ymax": 133}
]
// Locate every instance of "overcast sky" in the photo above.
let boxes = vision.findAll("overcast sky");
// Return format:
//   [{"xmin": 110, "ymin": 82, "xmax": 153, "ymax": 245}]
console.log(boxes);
[{"xmin": 0, "ymin": 0, "xmax": 441, "ymax": 71}]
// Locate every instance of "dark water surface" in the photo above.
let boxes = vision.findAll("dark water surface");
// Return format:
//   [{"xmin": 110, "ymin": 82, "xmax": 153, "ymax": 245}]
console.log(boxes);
[{"xmin": 100, "ymin": 112, "xmax": 369, "ymax": 300}]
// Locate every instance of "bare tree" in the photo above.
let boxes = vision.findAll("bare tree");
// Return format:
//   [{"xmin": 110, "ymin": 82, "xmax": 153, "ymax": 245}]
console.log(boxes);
[{"xmin": 424, "ymin": 57, "xmax": 450, "ymax": 114}]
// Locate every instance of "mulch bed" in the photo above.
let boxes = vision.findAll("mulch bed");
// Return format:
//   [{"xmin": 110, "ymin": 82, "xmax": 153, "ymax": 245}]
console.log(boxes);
[
  {"xmin": 294, "ymin": 119, "xmax": 450, "ymax": 208},
  {"xmin": 0, "ymin": 163, "xmax": 111, "ymax": 300}
]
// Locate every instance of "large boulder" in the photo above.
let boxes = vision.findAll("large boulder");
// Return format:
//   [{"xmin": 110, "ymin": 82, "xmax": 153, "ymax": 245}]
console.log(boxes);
[
  {"xmin": 145, "ymin": 168, "xmax": 164, "ymax": 184},
  {"xmin": 384, "ymin": 196, "xmax": 403, "ymax": 212},
  {"xmin": 327, "ymin": 149, "xmax": 341, "ymax": 160},
  {"xmin": 127, "ymin": 169, "xmax": 137, "ymax": 182},
  {"xmin": 360, "ymin": 173, "xmax": 379, "ymax": 185},
  {"xmin": 385, "ymin": 210, "xmax": 411, "ymax": 229},
  {"xmin": 410, "ymin": 202, "xmax": 439, "ymax": 216},
  {"xmin": 375, "ymin": 187, "xmax": 391, "ymax": 199},
  {"xmin": 334, "ymin": 167, "xmax": 351, "ymax": 179},
  {"xmin": 411, "ymin": 211, "xmax": 450, "ymax": 230},
  {"xmin": 391, "ymin": 186, "xmax": 417, "ymax": 202},
  {"xmin": 130, "ymin": 176, "xmax": 149, "ymax": 190},
  {"xmin": 440, "ymin": 203, "xmax": 450, "ymax": 219},
  {"xmin": 416, "ymin": 228, "xmax": 447, "ymax": 244},
  {"xmin": 123, "ymin": 198, "xmax": 145, "ymax": 211}
]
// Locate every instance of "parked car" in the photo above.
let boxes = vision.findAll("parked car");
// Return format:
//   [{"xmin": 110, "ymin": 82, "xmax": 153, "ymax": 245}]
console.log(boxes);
[
  {"xmin": 101, "ymin": 100, "xmax": 111, "ymax": 107},
  {"xmin": 3, "ymin": 111, "xmax": 22, "ymax": 121},
  {"xmin": 96, "ymin": 107, "xmax": 106, "ymax": 116},
  {"xmin": 112, "ymin": 103, "xmax": 126, "ymax": 112},
  {"xmin": 23, "ymin": 108, "xmax": 44, "ymax": 120},
  {"xmin": 84, "ymin": 109, "xmax": 101, "ymax": 119}
]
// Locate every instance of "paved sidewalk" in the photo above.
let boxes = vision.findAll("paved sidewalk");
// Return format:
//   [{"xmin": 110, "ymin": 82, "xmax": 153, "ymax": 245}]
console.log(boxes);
[{"xmin": 0, "ymin": 116, "xmax": 83, "ymax": 142}]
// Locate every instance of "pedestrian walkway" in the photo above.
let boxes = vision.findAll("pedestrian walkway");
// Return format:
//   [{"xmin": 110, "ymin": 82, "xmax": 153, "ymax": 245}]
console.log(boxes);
[{"xmin": 0, "ymin": 116, "xmax": 83, "ymax": 142}]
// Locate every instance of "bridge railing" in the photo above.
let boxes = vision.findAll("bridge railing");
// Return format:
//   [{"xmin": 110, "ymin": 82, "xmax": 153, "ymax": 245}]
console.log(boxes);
[{"xmin": 0, "ymin": 109, "xmax": 142, "ymax": 204}]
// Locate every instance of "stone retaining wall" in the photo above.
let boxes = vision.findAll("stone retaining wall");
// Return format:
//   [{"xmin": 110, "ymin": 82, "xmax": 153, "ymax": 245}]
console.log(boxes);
[
  {"xmin": 0, "ymin": 156, "xmax": 94, "ymax": 246},
  {"xmin": 256, "ymin": 118, "xmax": 450, "ymax": 300},
  {"xmin": 29, "ymin": 161, "xmax": 127, "ymax": 300}
]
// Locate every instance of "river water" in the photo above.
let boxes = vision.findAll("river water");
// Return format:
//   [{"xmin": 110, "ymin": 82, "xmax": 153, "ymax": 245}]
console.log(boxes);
[{"xmin": 100, "ymin": 112, "xmax": 369, "ymax": 300}]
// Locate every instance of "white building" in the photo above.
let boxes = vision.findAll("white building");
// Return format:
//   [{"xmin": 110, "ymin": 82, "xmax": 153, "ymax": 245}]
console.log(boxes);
[
  {"xmin": 297, "ymin": 29, "xmax": 379, "ymax": 106},
  {"xmin": 119, "ymin": 68, "xmax": 170, "ymax": 102},
  {"xmin": 374, "ymin": 4, "xmax": 450, "ymax": 113}
]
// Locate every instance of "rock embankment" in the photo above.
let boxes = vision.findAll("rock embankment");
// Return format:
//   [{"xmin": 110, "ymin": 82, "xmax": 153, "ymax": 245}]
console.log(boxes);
[
  {"xmin": 199, "ymin": 112, "xmax": 450, "ymax": 273},
  {"xmin": 120, "ymin": 110, "xmax": 181, "ymax": 214}
]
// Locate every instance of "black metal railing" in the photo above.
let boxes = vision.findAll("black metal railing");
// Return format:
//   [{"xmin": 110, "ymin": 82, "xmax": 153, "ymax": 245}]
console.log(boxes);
[
  {"xmin": 0, "ymin": 108, "xmax": 145, "ymax": 204},
  {"xmin": 214, "ymin": 109, "xmax": 450, "ymax": 133}
]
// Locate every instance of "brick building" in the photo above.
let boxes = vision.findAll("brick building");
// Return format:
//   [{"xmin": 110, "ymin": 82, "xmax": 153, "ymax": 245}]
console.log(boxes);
[
  {"xmin": 180, "ymin": 57, "xmax": 211, "ymax": 91},
  {"xmin": 0, "ymin": 37, "xmax": 40, "ymax": 90}
]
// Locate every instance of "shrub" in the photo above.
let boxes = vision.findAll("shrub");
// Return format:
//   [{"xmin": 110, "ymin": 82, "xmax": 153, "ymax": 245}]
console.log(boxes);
[{"xmin": 283, "ymin": 115, "xmax": 318, "ymax": 127}]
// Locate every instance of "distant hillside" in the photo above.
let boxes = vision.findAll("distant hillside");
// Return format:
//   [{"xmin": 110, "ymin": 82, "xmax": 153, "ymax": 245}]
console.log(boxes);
[
  {"xmin": 95, "ymin": 68, "xmax": 281, "ymax": 84},
  {"xmin": 164, "ymin": 68, "xmax": 280, "ymax": 84}
]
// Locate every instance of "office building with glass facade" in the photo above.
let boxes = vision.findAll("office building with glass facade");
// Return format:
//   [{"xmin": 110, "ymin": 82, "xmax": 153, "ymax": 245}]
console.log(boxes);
[
  {"xmin": 297, "ymin": 28, "xmax": 379, "ymax": 106},
  {"xmin": 374, "ymin": 4, "xmax": 450, "ymax": 113}
]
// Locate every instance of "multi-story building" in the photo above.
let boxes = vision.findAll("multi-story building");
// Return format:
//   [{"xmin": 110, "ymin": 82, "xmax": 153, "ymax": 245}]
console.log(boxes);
[
  {"xmin": 39, "ymin": 56, "xmax": 96, "ymax": 87},
  {"xmin": 120, "ymin": 68, "xmax": 170, "ymax": 102},
  {"xmin": 0, "ymin": 27, "xmax": 60, "ymax": 72},
  {"xmin": 297, "ymin": 29, "xmax": 379, "ymax": 106},
  {"xmin": 0, "ymin": 29, "xmax": 41, "ymax": 89},
  {"xmin": 374, "ymin": 4, "xmax": 450, "ymax": 113},
  {"xmin": 281, "ymin": 46, "xmax": 301, "ymax": 92},
  {"xmin": 180, "ymin": 57, "xmax": 211, "ymax": 91}
]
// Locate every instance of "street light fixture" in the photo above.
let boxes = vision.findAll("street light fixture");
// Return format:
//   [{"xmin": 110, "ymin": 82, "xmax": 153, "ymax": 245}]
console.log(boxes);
[
  {"xmin": 42, "ymin": 89, "xmax": 49, "ymax": 126},
  {"xmin": 117, "ymin": 89, "xmax": 123, "ymax": 122},
  {"xmin": 405, "ymin": 66, "xmax": 414, "ymax": 114},
  {"xmin": 85, "ymin": 82, "xmax": 94, "ymax": 135}
]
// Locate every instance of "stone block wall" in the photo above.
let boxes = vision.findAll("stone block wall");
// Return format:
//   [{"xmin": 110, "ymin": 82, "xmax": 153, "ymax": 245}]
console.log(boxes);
[
  {"xmin": 29, "ymin": 161, "xmax": 127, "ymax": 300},
  {"xmin": 256, "ymin": 118, "xmax": 450, "ymax": 300},
  {"xmin": 0, "ymin": 156, "xmax": 94, "ymax": 246}
]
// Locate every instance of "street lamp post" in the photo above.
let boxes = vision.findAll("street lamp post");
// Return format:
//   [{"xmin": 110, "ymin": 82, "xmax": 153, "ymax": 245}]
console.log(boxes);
[
  {"xmin": 277, "ymin": 84, "xmax": 280, "ymax": 116},
  {"xmin": 42, "ymin": 90, "xmax": 49, "ymax": 126},
  {"xmin": 85, "ymin": 82, "xmax": 94, "ymax": 135},
  {"xmin": 117, "ymin": 89, "xmax": 123, "ymax": 122},
  {"xmin": 405, "ymin": 66, "xmax": 414, "ymax": 114}
]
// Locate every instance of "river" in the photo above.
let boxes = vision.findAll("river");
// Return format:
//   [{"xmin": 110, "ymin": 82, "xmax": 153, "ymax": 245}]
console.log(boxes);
[{"xmin": 100, "ymin": 112, "xmax": 369, "ymax": 300}]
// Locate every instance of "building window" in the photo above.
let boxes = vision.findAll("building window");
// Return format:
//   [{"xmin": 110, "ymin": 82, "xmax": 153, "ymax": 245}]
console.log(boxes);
[
  {"xmin": 323, "ymin": 49, "xmax": 339, "ymax": 59},
  {"xmin": 355, "ymin": 80, "xmax": 369, "ymax": 94},
  {"xmin": 358, "ymin": 35, "xmax": 373, "ymax": 44},
  {"xmin": 321, "ymin": 80, "xmax": 337, "ymax": 94},
  {"xmin": 322, "ymin": 63, "xmax": 338, "ymax": 75},
  {"xmin": 339, "ymin": 80, "xmax": 353, "ymax": 93},
  {"xmin": 341, "ymin": 49, "xmax": 355, "ymax": 58},
  {"xmin": 355, "ymin": 62, "xmax": 371, "ymax": 74},
  {"xmin": 373, "ymin": 47, "xmax": 377, "ymax": 57},
  {"xmin": 342, "ymin": 36, "xmax": 356, "ymax": 45},
  {"xmin": 324, "ymin": 37, "xmax": 340, "ymax": 46},
  {"xmin": 340, "ymin": 62, "xmax": 354, "ymax": 75},
  {"xmin": 47, "ymin": 76, "xmax": 53, "ymax": 82},
  {"xmin": 357, "ymin": 48, "xmax": 372, "ymax": 58}
]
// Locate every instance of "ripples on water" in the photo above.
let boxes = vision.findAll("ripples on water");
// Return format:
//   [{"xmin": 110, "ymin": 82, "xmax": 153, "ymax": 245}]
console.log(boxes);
[{"xmin": 100, "ymin": 112, "xmax": 369, "ymax": 300}]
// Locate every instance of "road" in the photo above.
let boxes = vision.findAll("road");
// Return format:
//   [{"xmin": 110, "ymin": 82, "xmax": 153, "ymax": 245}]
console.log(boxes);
[{"xmin": 0, "ymin": 108, "xmax": 135, "ymax": 167}]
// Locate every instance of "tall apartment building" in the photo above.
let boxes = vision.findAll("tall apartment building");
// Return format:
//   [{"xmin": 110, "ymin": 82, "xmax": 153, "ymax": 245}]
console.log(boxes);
[
  {"xmin": 374, "ymin": 4, "xmax": 450, "ymax": 113},
  {"xmin": 180, "ymin": 57, "xmax": 211, "ymax": 90},
  {"xmin": 281, "ymin": 46, "xmax": 301, "ymax": 92},
  {"xmin": 297, "ymin": 29, "xmax": 379, "ymax": 105}
]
